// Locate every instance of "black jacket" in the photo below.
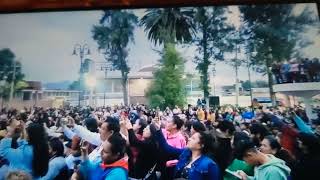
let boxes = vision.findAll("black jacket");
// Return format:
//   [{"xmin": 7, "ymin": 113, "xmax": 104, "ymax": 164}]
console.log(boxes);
[{"xmin": 128, "ymin": 129, "xmax": 158, "ymax": 179}]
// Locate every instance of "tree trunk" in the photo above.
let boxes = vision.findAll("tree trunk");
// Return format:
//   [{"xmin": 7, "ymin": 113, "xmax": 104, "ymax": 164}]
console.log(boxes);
[
  {"xmin": 202, "ymin": 24, "xmax": 210, "ymax": 99},
  {"xmin": 121, "ymin": 71, "xmax": 129, "ymax": 106},
  {"xmin": 266, "ymin": 58, "xmax": 276, "ymax": 106}
]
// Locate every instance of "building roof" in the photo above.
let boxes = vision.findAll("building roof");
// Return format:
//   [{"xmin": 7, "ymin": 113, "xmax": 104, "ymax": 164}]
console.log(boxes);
[
  {"xmin": 138, "ymin": 65, "xmax": 158, "ymax": 73},
  {"xmin": 24, "ymin": 81, "xmax": 42, "ymax": 90}
]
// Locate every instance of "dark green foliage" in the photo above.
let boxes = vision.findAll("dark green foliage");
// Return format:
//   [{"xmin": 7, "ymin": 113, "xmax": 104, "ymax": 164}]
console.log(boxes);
[
  {"xmin": 146, "ymin": 44, "xmax": 186, "ymax": 109},
  {"xmin": 193, "ymin": 7, "xmax": 234, "ymax": 98},
  {"xmin": 92, "ymin": 10, "xmax": 138, "ymax": 105},
  {"xmin": 239, "ymin": 4, "xmax": 318, "ymax": 104},
  {"xmin": 140, "ymin": 8, "xmax": 195, "ymax": 45},
  {"xmin": 0, "ymin": 48, "xmax": 25, "ymax": 99}
]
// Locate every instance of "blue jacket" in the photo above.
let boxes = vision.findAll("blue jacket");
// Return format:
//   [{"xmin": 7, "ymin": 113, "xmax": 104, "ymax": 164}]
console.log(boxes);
[
  {"xmin": 80, "ymin": 159, "xmax": 128, "ymax": 180},
  {"xmin": 242, "ymin": 111, "xmax": 254, "ymax": 120},
  {"xmin": 156, "ymin": 130, "xmax": 220, "ymax": 180},
  {"xmin": 176, "ymin": 149, "xmax": 220, "ymax": 180},
  {"xmin": 40, "ymin": 156, "xmax": 66, "ymax": 180},
  {"xmin": 0, "ymin": 138, "xmax": 33, "ymax": 176},
  {"xmin": 293, "ymin": 115, "xmax": 313, "ymax": 134}
]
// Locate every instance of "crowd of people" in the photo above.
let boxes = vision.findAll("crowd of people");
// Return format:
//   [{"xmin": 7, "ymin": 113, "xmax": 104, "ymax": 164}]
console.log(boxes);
[
  {"xmin": 271, "ymin": 58, "xmax": 320, "ymax": 84},
  {"xmin": 0, "ymin": 103, "xmax": 319, "ymax": 180}
]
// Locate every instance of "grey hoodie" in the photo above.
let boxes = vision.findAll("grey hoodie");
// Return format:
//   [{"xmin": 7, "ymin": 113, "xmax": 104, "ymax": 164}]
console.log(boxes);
[{"xmin": 248, "ymin": 154, "xmax": 291, "ymax": 180}]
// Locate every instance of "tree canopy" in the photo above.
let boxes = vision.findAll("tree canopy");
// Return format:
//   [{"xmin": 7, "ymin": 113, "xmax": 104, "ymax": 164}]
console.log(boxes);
[
  {"xmin": 92, "ymin": 10, "xmax": 138, "ymax": 105},
  {"xmin": 146, "ymin": 43, "xmax": 186, "ymax": 109}
]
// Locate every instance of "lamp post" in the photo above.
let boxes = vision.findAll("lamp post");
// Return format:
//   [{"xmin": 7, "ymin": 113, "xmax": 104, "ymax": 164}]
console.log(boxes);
[
  {"xmin": 73, "ymin": 44, "xmax": 90, "ymax": 107},
  {"xmin": 246, "ymin": 50, "xmax": 257, "ymax": 111},
  {"xmin": 234, "ymin": 44, "xmax": 241, "ymax": 107},
  {"xmin": 0, "ymin": 76, "xmax": 7, "ymax": 109},
  {"xmin": 211, "ymin": 64, "xmax": 216, "ymax": 96},
  {"xmin": 85, "ymin": 75, "xmax": 96, "ymax": 107},
  {"xmin": 97, "ymin": 62, "xmax": 115, "ymax": 107},
  {"xmin": 9, "ymin": 60, "xmax": 21, "ymax": 102}
]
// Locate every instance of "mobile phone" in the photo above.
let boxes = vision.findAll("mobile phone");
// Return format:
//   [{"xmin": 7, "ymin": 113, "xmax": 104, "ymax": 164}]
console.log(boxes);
[
  {"xmin": 225, "ymin": 169, "xmax": 242, "ymax": 179},
  {"xmin": 73, "ymin": 159, "xmax": 81, "ymax": 170}
]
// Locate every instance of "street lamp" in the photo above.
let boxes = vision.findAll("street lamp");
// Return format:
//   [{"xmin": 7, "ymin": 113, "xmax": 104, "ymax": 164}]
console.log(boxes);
[
  {"xmin": 85, "ymin": 75, "xmax": 96, "ymax": 107},
  {"xmin": 234, "ymin": 44, "xmax": 242, "ymax": 107},
  {"xmin": 97, "ymin": 62, "xmax": 115, "ymax": 107},
  {"xmin": 85, "ymin": 75, "xmax": 97, "ymax": 89},
  {"xmin": 0, "ymin": 76, "xmax": 7, "ymax": 109},
  {"xmin": 211, "ymin": 65, "xmax": 216, "ymax": 96},
  {"xmin": 73, "ymin": 43, "xmax": 90, "ymax": 106}
]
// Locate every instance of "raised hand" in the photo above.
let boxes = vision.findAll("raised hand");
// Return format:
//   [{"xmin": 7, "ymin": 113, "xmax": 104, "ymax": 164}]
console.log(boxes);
[
  {"xmin": 152, "ymin": 117, "xmax": 161, "ymax": 131},
  {"xmin": 125, "ymin": 119, "xmax": 133, "ymax": 130},
  {"xmin": 80, "ymin": 140, "xmax": 89, "ymax": 160}
]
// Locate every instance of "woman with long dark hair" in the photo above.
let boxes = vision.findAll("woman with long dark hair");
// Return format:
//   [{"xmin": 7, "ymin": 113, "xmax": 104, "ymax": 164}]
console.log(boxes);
[
  {"xmin": 260, "ymin": 135, "xmax": 295, "ymax": 169},
  {"xmin": 154, "ymin": 121, "xmax": 220, "ymax": 180},
  {"xmin": 40, "ymin": 137, "xmax": 67, "ymax": 180},
  {"xmin": 291, "ymin": 133, "xmax": 320, "ymax": 180},
  {"xmin": 125, "ymin": 119, "xmax": 159, "ymax": 179},
  {"xmin": 0, "ymin": 121, "xmax": 49, "ymax": 179}
]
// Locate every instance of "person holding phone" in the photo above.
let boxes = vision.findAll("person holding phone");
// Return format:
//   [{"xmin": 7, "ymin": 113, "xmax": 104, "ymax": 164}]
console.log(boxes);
[
  {"xmin": 0, "ymin": 122, "xmax": 50, "ymax": 179},
  {"xmin": 153, "ymin": 120, "xmax": 220, "ymax": 180},
  {"xmin": 234, "ymin": 139, "xmax": 290, "ymax": 180},
  {"xmin": 124, "ymin": 118, "xmax": 159, "ymax": 179},
  {"xmin": 71, "ymin": 133, "xmax": 128, "ymax": 180},
  {"xmin": 63, "ymin": 116, "xmax": 120, "ymax": 165}
]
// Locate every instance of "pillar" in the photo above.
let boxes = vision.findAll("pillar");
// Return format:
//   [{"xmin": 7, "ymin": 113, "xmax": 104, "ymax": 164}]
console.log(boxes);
[{"xmin": 302, "ymin": 96, "xmax": 317, "ymax": 120}]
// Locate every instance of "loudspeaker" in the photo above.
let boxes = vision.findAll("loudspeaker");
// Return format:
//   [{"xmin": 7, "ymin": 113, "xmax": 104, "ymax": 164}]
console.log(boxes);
[{"xmin": 209, "ymin": 96, "xmax": 220, "ymax": 107}]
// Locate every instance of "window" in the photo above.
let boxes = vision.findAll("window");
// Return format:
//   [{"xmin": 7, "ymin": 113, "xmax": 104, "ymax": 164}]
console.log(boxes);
[
  {"xmin": 23, "ymin": 92, "xmax": 31, "ymax": 101},
  {"xmin": 113, "ymin": 79, "xmax": 123, "ymax": 92}
]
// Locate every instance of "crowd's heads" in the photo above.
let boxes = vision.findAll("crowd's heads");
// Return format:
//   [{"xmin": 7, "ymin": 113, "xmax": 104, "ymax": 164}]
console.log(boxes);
[
  {"xmin": 99, "ymin": 116, "xmax": 120, "ymax": 141},
  {"xmin": 187, "ymin": 131, "xmax": 216, "ymax": 157},
  {"xmin": 133, "ymin": 118, "xmax": 147, "ymax": 135},
  {"xmin": 84, "ymin": 117, "xmax": 98, "ymax": 133},
  {"xmin": 217, "ymin": 120, "xmax": 235, "ymax": 137},
  {"xmin": 231, "ymin": 131, "xmax": 250, "ymax": 149},
  {"xmin": 49, "ymin": 137, "xmax": 64, "ymax": 157},
  {"xmin": 234, "ymin": 139, "xmax": 260, "ymax": 166},
  {"xmin": 191, "ymin": 121, "xmax": 206, "ymax": 135},
  {"xmin": 297, "ymin": 132, "xmax": 320, "ymax": 155},
  {"xmin": 142, "ymin": 123, "xmax": 158, "ymax": 140},
  {"xmin": 6, "ymin": 171, "xmax": 32, "ymax": 180},
  {"xmin": 0, "ymin": 120, "xmax": 6, "ymax": 130},
  {"xmin": 101, "ymin": 133, "xmax": 126, "ymax": 165},
  {"xmin": 249, "ymin": 123, "xmax": 270, "ymax": 145},
  {"xmin": 166, "ymin": 115, "xmax": 184, "ymax": 132},
  {"xmin": 260, "ymin": 135, "xmax": 281, "ymax": 155}
]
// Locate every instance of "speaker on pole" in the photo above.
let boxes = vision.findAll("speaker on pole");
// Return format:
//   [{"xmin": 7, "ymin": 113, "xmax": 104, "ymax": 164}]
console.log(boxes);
[{"xmin": 209, "ymin": 96, "xmax": 220, "ymax": 107}]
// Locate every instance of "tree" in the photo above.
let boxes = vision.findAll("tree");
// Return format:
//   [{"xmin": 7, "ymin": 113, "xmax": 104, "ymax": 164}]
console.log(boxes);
[
  {"xmin": 0, "ymin": 48, "xmax": 25, "ymax": 100},
  {"xmin": 241, "ymin": 80, "xmax": 268, "ymax": 90},
  {"xmin": 68, "ymin": 80, "xmax": 79, "ymax": 90},
  {"xmin": 193, "ymin": 7, "xmax": 234, "ymax": 99},
  {"xmin": 240, "ymin": 4, "xmax": 317, "ymax": 105},
  {"xmin": 92, "ymin": 10, "xmax": 138, "ymax": 105},
  {"xmin": 254, "ymin": 80, "xmax": 268, "ymax": 88},
  {"xmin": 140, "ymin": 8, "xmax": 195, "ymax": 45},
  {"xmin": 146, "ymin": 44, "xmax": 186, "ymax": 109}
]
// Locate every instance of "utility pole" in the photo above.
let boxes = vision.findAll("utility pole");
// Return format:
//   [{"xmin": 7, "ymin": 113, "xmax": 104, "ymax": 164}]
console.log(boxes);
[
  {"xmin": 235, "ymin": 43, "xmax": 240, "ymax": 107},
  {"xmin": 9, "ymin": 60, "xmax": 17, "ymax": 102},
  {"xmin": 96, "ymin": 61, "xmax": 114, "ymax": 107},
  {"xmin": 73, "ymin": 44, "xmax": 91, "ymax": 107}
]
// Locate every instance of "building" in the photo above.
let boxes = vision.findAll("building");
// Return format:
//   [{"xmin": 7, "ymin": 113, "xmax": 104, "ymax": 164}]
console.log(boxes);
[
  {"xmin": 87, "ymin": 64, "xmax": 204, "ymax": 106},
  {"xmin": 6, "ymin": 81, "xmax": 80, "ymax": 109}
]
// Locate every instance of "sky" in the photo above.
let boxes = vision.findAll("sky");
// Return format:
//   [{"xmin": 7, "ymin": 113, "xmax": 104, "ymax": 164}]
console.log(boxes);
[{"xmin": 0, "ymin": 3, "xmax": 319, "ymax": 88}]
